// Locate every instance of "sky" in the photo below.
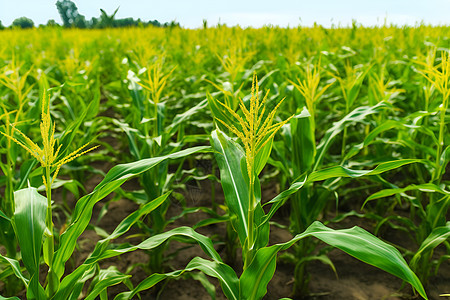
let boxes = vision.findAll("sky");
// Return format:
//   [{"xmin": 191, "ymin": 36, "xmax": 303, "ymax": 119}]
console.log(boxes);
[{"xmin": 1, "ymin": 0, "xmax": 450, "ymax": 28}]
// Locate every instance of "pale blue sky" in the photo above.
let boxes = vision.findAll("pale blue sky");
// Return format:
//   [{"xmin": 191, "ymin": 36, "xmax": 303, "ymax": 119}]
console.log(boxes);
[{"xmin": 1, "ymin": 0, "xmax": 450, "ymax": 28}]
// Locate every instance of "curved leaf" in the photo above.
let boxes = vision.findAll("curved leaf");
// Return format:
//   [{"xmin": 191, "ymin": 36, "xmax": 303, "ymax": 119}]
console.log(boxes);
[
  {"xmin": 410, "ymin": 222, "xmax": 450, "ymax": 270},
  {"xmin": 0, "ymin": 255, "xmax": 29, "ymax": 287},
  {"xmin": 114, "ymin": 257, "xmax": 239, "ymax": 300},
  {"xmin": 55, "ymin": 227, "xmax": 222, "ymax": 300},
  {"xmin": 53, "ymin": 146, "xmax": 210, "ymax": 280},
  {"xmin": 314, "ymin": 101, "xmax": 390, "ymax": 170},
  {"xmin": 0, "ymin": 295, "xmax": 20, "ymax": 300},
  {"xmin": 84, "ymin": 267, "xmax": 131, "ymax": 300},
  {"xmin": 240, "ymin": 221, "xmax": 427, "ymax": 300},
  {"xmin": 12, "ymin": 187, "xmax": 47, "ymax": 300},
  {"xmin": 364, "ymin": 183, "xmax": 450, "ymax": 207},
  {"xmin": 308, "ymin": 159, "xmax": 421, "ymax": 183},
  {"xmin": 210, "ymin": 130, "xmax": 249, "ymax": 246},
  {"xmin": 344, "ymin": 120, "xmax": 415, "ymax": 160}
]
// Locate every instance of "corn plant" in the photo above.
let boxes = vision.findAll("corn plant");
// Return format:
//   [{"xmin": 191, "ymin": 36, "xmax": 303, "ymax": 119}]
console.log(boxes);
[
  {"xmin": 0, "ymin": 87, "xmax": 211, "ymax": 299},
  {"xmin": 361, "ymin": 50, "xmax": 450, "ymax": 287},
  {"xmin": 113, "ymin": 56, "xmax": 212, "ymax": 274},
  {"xmin": 162, "ymin": 74, "xmax": 427, "ymax": 300},
  {"xmin": 271, "ymin": 61, "xmax": 421, "ymax": 295},
  {"xmin": 0, "ymin": 59, "xmax": 35, "ymax": 257}
]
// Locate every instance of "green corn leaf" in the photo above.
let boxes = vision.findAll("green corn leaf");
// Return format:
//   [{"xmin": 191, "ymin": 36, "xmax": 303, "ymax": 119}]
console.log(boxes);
[
  {"xmin": 166, "ymin": 98, "xmax": 208, "ymax": 137},
  {"xmin": 84, "ymin": 267, "xmax": 131, "ymax": 300},
  {"xmin": 261, "ymin": 159, "xmax": 418, "ymax": 227},
  {"xmin": 239, "ymin": 246, "xmax": 278, "ymax": 300},
  {"xmin": 113, "ymin": 272, "xmax": 181, "ymax": 300},
  {"xmin": 55, "ymin": 226, "xmax": 222, "ymax": 300},
  {"xmin": 254, "ymin": 138, "xmax": 272, "ymax": 176},
  {"xmin": 307, "ymin": 159, "xmax": 420, "ymax": 183},
  {"xmin": 112, "ymin": 119, "xmax": 141, "ymax": 160},
  {"xmin": 188, "ymin": 272, "xmax": 217, "ymax": 300},
  {"xmin": 314, "ymin": 101, "xmax": 389, "ymax": 170},
  {"xmin": 67, "ymin": 266, "xmax": 97, "ymax": 300},
  {"xmin": 114, "ymin": 257, "xmax": 239, "ymax": 300},
  {"xmin": 426, "ymin": 195, "xmax": 450, "ymax": 229},
  {"xmin": 364, "ymin": 183, "xmax": 450, "ymax": 208},
  {"xmin": 16, "ymin": 158, "xmax": 39, "ymax": 190},
  {"xmin": 211, "ymin": 129, "xmax": 249, "ymax": 246},
  {"xmin": 344, "ymin": 120, "xmax": 415, "ymax": 160},
  {"xmin": 53, "ymin": 192, "xmax": 168, "ymax": 299},
  {"xmin": 53, "ymin": 146, "xmax": 210, "ymax": 281},
  {"xmin": 12, "ymin": 187, "xmax": 47, "ymax": 300},
  {"xmin": 347, "ymin": 66, "xmax": 371, "ymax": 108},
  {"xmin": 0, "ymin": 255, "xmax": 29, "ymax": 287},
  {"xmin": 0, "ymin": 210, "xmax": 10, "ymax": 221},
  {"xmin": 291, "ymin": 107, "xmax": 315, "ymax": 176},
  {"xmin": 185, "ymin": 257, "xmax": 239, "ymax": 300},
  {"xmin": 240, "ymin": 221, "xmax": 427, "ymax": 300},
  {"xmin": 0, "ymin": 296, "xmax": 20, "ymax": 300},
  {"xmin": 410, "ymin": 222, "xmax": 450, "ymax": 271},
  {"xmin": 108, "ymin": 191, "xmax": 171, "ymax": 241},
  {"xmin": 208, "ymin": 92, "xmax": 234, "ymax": 132},
  {"xmin": 261, "ymin": 175, "xmax": 307, "ymax": 225},
  {"xmin": 56, "ymin": 95, "xmax": 97, "ymax": 162}
]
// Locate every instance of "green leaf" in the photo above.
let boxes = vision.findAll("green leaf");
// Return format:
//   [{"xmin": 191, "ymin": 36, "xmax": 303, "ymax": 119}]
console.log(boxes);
[
  {"xmin": 254, "ymin": 138, "xmax": 272, "ymax": 176},
  {"xmin": 426, "ymin": 195, "xmax": 450, "ymax": 229},
  {"xmin": 108, "ymin": 191, "xmax": 171, "ymax": 241},
  {"xmin": 114, "ymin": 257, "xmax": 239, "ymax": 300},
  {"xmin": 363, "ymin": 183, "xmax": 450, "ymax": 208},
  {"xmin": 185, "ymin": 257, "xmax": 239, "ymax": 300},
  {"xmin": 12, "ymin": 187, "xmax": 47, "ymax": 300},
  {"xmin": 0, "ymin": 255, "xmax": 29, "ymax": 287},
  {"xmin": 55, "ymin": 227, "xmax": 223, "ymax": 300},
  {"xmin": 53, "ymin": 146, "xmax": 210, "ymax": 281},
  {"xmin": 261, "ymin": 175, "xmax": 307, "ymax": 225},
  {"xmin": 239, "ymin": 246, "xmax": 278, "ymax": 300},
  {"xmin": 0, "ymin": 295, "xmax": 21, "ymax": 300},
  {"xmin": 344, "ymin": 120, "xmax": 415, "ymax": 160},
  {"xmin": 240, "ymin": 221, "xmax": 427, "ymax": 300},
  {"xmin": 188, "ymin": 272, "xmax": 216, "ymax": 300},
  {"xmin": 85, "ymin": 267, "xmax": 131, "ymax": 300},
  {"xmin": 211, "ymin": 130, "xmax": 249, "ymax": 246},
  {"xmin": 0, "ymin": 210, "xmax": 10, "ymax": 222},
  {"xmin": 53, "ymin": 192, "xmax": 168, "ymax": 299},
  {"xmin": 314, "ymin": 101, "xmax": 389, "ymax": 170},
  {"xmin": 56, "ymin": 96, "xmax": 96, "ymax": 162},
  {"xmin": 16, "ymin": 159, "xmax": 39, "ymax": 190},
  {"xmin": 262, "ymin": 159, "xmax": 418, "ymax": 228},
  {"xmin": 166, "ymin": 98, "xmax": 208, "ymax": 137},
  {"xmin": 291, "ymin": 107, "xmax": 315, "ymax": 176},
  {"xmin": 308, "ymin": 159, "xmax": 420, "ymax": 183},
  {"xmin": 410, "ymin": 222, "xmax": 450, "ymax": 270}
]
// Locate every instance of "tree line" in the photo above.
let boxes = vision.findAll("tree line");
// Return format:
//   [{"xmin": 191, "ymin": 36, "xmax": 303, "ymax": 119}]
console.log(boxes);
[{"xmin": 0, "ymin": 0, "xmax": 179, "ymax": 29}]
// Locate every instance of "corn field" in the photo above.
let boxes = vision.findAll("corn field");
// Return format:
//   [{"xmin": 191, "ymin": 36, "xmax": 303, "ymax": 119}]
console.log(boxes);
[{"xmin": 0, "ymin": 25, "xmax": 449, "ymax": 300}]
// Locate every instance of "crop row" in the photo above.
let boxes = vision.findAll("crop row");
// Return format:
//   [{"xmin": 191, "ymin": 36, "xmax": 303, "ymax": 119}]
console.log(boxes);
[{"xmin": 0, "ymin": 26, "xmax": 448, "ymax": 299}]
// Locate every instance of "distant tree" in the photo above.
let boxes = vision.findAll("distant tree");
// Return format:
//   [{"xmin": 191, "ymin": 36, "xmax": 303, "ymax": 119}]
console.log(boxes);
[
  {"xmin": 53, "ymin": 0, "xmax": 172, "ymax": 29},
  {"xmin": 148, "ymin": 20, "xmax": 161, "ymax": 27},
  {"xmin": 89, "ymin": 17, "xmax": 99, "ymax": 28},
  {"xmin": 56, "ymin": 0, "xmax": 87, "ymax": 28},
  {"xmin": 115, "ymin": 17, "xmax": 138, "ymax": 28},
  {"xmin": 12, "ymin": 17, "xmax": 34, "ymax": 29},
  {"xmin": 46, "ymin": 19, "xmax": 60, "ymax": 27},
  {"xmin": 0, "ymin": 20, "xmax": 4, "ymax": 30},
  {"xmin": 73, "ymin": 15, "xmax": 87, "ymax": 28}
]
